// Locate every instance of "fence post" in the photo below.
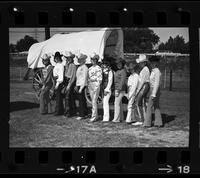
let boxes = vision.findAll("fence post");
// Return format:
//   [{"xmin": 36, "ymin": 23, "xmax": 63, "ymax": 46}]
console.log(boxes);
[
  {"xmin": 169, "ymin": 69, "xmax": 173, "ymax": 91},
  {"xmin": 19, "ymin": 67, "xmax": 22, "ymax": 80},
  {"xmin": 163, "ymin": 56, "xmax": 167, "ymax": 89}
]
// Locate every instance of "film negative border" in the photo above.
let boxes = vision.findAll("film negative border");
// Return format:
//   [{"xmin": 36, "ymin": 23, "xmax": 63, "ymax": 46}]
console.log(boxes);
[{"xmin": 0, "ymin": 1, "xmax": 200, "ymax": 174}]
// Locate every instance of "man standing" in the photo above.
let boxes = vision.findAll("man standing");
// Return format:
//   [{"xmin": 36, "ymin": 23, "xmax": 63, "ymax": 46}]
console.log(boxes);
[
  {"xmin": 144, "ymin": 56, "xmax": 163, "ymax": 127},
  {"xmin": 39, "ymin": 54, "xmax": 54, "ymax": 114},
  {"xmin": 88, "ymin": 53, "xmax": 102, "ymax": 122},
  {"xmin": 75, "ymin": 53, "xmax": 89, "ymax": 120},
  {"xmin": 63, "ymin": 51, "xmax": 77, "ymax": 117},
  {"xmin": 132, "ymin": 54, "xmax": 150, "ymax": 126},
  {"xmin": 53, "ymin": 52, "xmax": 65, "ymax": 116}
]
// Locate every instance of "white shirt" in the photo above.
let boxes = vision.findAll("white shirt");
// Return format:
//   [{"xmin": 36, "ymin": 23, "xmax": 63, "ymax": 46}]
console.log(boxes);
[
  {"xmin": 127, "ymin": 73, "xmax": 140, "ymax": 98},
  {"xmin": 76, "ymin": 64, "xmax": 88, "ymax": 87},
  {"xmin": 136, "ymin": 66, "xmax": 150, "ymax": 94},
  {"xmin": 53, "ymin": 63, "xmax": 64, "ymax": 88},
  {"xmin": 150, "ymin": 68, "xmax": 161, "ymax": 97}
]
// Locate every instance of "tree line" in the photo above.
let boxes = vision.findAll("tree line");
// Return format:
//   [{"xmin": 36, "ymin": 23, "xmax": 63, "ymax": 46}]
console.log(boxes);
[{"xmin": 9, "ymin": 28, "xmax": 189, "ymax": 54}]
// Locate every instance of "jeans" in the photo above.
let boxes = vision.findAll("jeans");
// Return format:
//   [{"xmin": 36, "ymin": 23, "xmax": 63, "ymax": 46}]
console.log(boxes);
[
  {"xmin": 40, "ymin": 86, "xmax": 54, "ymax": 114},
  {"xmin": 125, "ymin": 95, "xmax": 137, "ymax": 123},
  {"xmin": 88, "ymin": 84, "xmax": 100, "ymax": 120},
  {"xmin": 77, "ymin": 86, "xmax": 88, "ymax": 117},
  {"xmin": 144, "ymin": 88, "xmax": 163, "ymax": 127},
  {"xmin": 113, "ymin": 91, "xmax": 125, "ymax": 122},
  {"xmin": 103, "ymin": 91, "xmax": 112, "ymax": 121},
  {"xmin": 135, "ymin": 83, "xmax": 150, "ymax": 122},
  {"xmin": 55, "ymin": 84, "xmax": 64, "ymax": 115},
  {"xmin": 67, "ymin": 81, "xmax": 77, "ymax": 115}
]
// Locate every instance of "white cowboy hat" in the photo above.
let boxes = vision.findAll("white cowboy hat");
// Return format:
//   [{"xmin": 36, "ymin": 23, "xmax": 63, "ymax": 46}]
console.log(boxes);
[
  {"xmin": 136, "ymin": 54, "xmax": 148, "ymax": 63},
  {"xmin": 64, "ymin": 51, "xmax": 75, "ymax": 58},
  {"xmin": 76, "ymin": 53, "xmax": 87, "ymax": 61},
  {"xmin": 41, "ymin": 53, "xmax": 51, "ymax": 60},
  {"xmin": 90, "ymin": 52, "xmax": 100, "ymax": 61}
]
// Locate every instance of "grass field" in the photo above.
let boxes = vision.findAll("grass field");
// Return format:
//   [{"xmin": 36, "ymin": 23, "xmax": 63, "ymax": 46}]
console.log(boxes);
[{"xmin": 9, "ymin": 79, "xmax": 189, "ymax": 147}]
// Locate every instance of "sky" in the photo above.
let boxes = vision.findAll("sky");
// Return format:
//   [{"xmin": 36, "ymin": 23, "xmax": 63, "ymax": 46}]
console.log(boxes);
[{"xmin": 9, "ymin": 27, "xmax": 189, "ymax": 45}]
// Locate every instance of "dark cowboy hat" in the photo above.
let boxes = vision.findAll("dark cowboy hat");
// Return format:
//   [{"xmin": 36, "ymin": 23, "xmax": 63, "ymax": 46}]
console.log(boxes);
[
  {"xmin": 54, "ymin": 51, "xmax": 63, "ymax": 58},
  {"xmin": 116, "ymin": 58, "xmax": 126, "ymax": 65},
  {"xmin": 149, "ymin": 56, "xmax": 161, "ymax": 62}
]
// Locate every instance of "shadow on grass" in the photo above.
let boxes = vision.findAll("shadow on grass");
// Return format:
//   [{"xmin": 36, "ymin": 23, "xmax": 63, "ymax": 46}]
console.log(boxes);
[
  {"xmin": 152, "ymin": 113, "xmax": 176, "ymax": 125},
  {"xmin": 10, "ymin": 101, "xmax": 39, "ymax": 112}
]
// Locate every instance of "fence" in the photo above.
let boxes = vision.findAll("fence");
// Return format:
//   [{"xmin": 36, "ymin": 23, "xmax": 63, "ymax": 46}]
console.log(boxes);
[{"xmin": 9, "ymin": 53, "xmax": 190, "ymax": 92}]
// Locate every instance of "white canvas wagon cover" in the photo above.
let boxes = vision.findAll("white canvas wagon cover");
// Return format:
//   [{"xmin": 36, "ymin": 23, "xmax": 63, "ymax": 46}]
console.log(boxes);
[{"xmin": 27, "ymin": 28, "xmax": 124, "ymax": 69}]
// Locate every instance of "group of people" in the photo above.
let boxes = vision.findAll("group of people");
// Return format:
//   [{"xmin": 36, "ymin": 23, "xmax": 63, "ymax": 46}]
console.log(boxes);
[{"xmin": 39, "ymin": 51, "xmax": 163, "ymax": 128}]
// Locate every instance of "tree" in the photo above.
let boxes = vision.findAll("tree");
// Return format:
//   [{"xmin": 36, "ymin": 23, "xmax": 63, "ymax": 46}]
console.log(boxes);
[
  {"xmin": 123, "ymin": 28, "xmax": 160, "ymax": 53},
  {"xmin": 16, "ymin": 35, "xmax": 38, "ymax": 52},
  {"xmin": 9, "ymin": 44, "xmax": 17, "ymax": 53},
  {"xmin": 158, "ymin": 35, "xmax": 189, "ymax": 53}
]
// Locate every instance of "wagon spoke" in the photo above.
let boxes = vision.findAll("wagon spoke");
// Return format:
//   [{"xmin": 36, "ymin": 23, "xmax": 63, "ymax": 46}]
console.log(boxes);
[
  {"xmin": 33, "ymin": 77, "xmax": 41, "ymax": 84},
  {"xmin": 36, "ymin": 73, "xmax": 43, "ymax": 83}
]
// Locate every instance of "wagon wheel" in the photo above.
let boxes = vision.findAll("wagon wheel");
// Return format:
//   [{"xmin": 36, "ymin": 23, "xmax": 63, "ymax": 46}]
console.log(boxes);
[
  {"xmin": 32, "ymin": 69, "xmax": 44, "ymax": 100},
  {"xmin": 85, "ymin": 86, "xmax": 104, "ymax": 105}
]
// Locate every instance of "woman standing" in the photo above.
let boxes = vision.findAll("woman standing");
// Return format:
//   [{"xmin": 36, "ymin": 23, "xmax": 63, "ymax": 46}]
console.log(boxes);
[
  {"xmin": 101, "ymin": 58, "xmax": 114, "ymax": 122},
  {"xmin": 125, "ymin": 64, "xmax": 140, "ymax": 123},
  {"xmin": 39, "ymin": 54, "xmax": 54, "ymax": 114},
  {"xmin": 144, "ymin": 56, "xmax": 163, "ymax": 127},
  {"xmin": 88, "ymin": 53, "xmax": 102, "ymax": 122},
  {"xmin": 112, "ymin": 59, "xmax": 127, "ymax": 123},
  {"xmin": 132, "ymin": 54, "xmax": 150, "ymax": 126},
  {"xmin": 53, "ymin": 52, "xmax": 65, "ymax": 116},
  {"xmin": 75, "ymin": 53, "xmax": 89, "ymax": 120}
]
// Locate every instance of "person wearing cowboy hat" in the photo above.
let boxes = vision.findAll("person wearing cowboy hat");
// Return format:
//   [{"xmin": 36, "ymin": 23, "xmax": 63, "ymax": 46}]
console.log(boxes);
[
  {"xmin": 87, "ymin": 52, "xmax": 103, "ymax": 122},
  {"xmin": 62, "ymin": 51, "xmax": 77, "ymax": 118},
  {"xmin": 132, "ymin": 54, "xmax": 151, "ymax": 126},
  {"xmin": 52, "ymin": 51, "xmax": 65, "ymax": 116},
  {"xmin": 112, "ymin": 58, "xmax": 127, "ymax": 123},
  {"xmin": 39, "ymin": 53, "xmax": 55, "ymax": 114},
  {"xmin": 144, "ymin": 56, "xmax": 163, "ymax": 127},
  {"xmin": 125, "ymin": 63, "xmax": 141, "ymax": 124},
  {"xmin": 75, "ymin": 53, "xmax": 89, "ymax": 120},
  {"xmin": 101, "ymin": 58, "xmax": 114, "ymax": 122}
]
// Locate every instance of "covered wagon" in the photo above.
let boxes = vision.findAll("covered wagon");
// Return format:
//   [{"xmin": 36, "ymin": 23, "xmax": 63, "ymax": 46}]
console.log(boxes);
[{"xmin": 27, "ymin": 27, "xmax": 124, "ymax": 103}]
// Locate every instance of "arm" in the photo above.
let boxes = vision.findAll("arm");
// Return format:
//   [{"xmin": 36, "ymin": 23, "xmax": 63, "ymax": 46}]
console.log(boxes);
[
  {"xmin": 128, "ymin": 75, "xmax": 139, "ymax": 99},
  {"xmin": 136, "ymin": 67, "xmax": 150, "ymax": 94},
  {"xmin": 80, "ymin": 66, "xmax": 88, "ymax": 92},
  {"xmin": 96, "ymin": 67, "xmax": 103, "ymax": 85},
  {"xmin": 55, "ymin": 64, "xmax": 64, "ymax": 89},
  {"xmin": 67, "ymin": 65, "xmax": 76, "ymax": 88},
  {"xmin": 105, "ymin": 70, "xmax": 113, "ymax": 92},
  {"xmin": 151, "ymin": 69, "xmax": 161, "ymax": 97}
]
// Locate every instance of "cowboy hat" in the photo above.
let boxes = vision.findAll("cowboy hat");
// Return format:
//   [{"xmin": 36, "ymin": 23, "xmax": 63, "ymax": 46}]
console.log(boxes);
[
  {"xmin": 136, "ymin": 54, "xmax": 148, "ymax": 63},
  {"xmin": 76, "ymin": 53, "xmax": 87, "ymax": 61},
  {"xmin": 90, "ymin": 52, "xmax": 100, "ymax": 61},
  {"xmin": 41, "ymin": 53, "xmax": 51, "ymax": 61},
  {"xmin": 53, "ymin": 51, "xmax": 63, "ymax": 58},
  {"xmin": 64, "ymin": 51, "xmax": 75, "ymax": 58}
]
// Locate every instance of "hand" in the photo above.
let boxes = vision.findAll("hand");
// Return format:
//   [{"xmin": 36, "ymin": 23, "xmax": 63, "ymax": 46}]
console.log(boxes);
[
  {"xmin": 66, "ymin": 85, "xmax": 70, "ymax": 91},
  {"xmin": 41, "ymin": 85, "xmax": 45, "ymax": 90},
  {"xmin": 115, "ymin": 90, "xmax": 120, "ymax": 97},
  {"xmin": 151, "ymin": 96, "xmax": 156, "ymax": 101},
  {"xmin": 104, "ymin": 90, "xmax": 109, "ymax": 96},
  {"xmin": 55, "ymin": 85, "xmax": 58, "ymax": 90},
  {"xmin": 78, "ymin": 88, "xmax": 82, "ymax": 93}
]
